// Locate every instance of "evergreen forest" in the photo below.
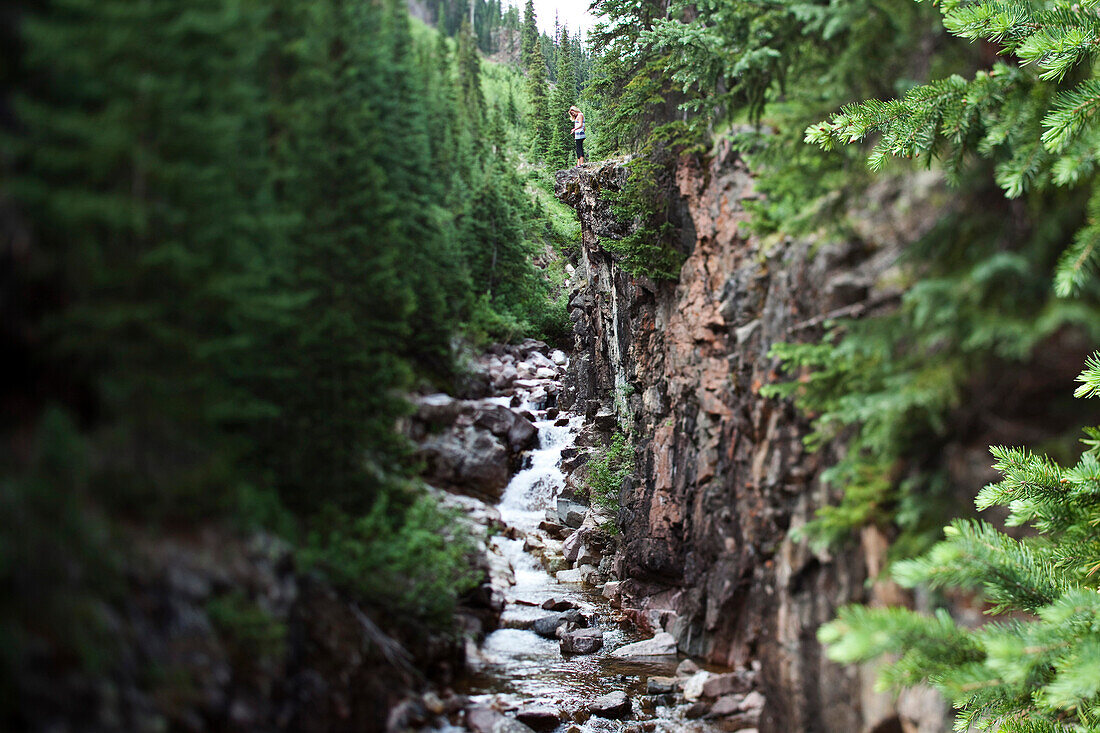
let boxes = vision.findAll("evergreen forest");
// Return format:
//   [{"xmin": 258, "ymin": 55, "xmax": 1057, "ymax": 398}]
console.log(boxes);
[{"xmin": 6, "ymin": 0, "xmax": 1100, "ymax": 728}]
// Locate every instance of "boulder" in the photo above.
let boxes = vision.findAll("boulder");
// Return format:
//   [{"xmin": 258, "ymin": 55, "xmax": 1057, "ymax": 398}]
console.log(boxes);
[
  {"xmin": 492, "ymin": 363, "xmax": 518, "ymax": 388},
  {"xmin": 676, "ymin": 659, "xmax": 701, "ymax": 677},
  {"xmin": 532, "ymin": 610, "xmax": 584, "ymax": 639},
  {"xmin": 536, "ymin": 367, "xmax": 557, "ymax": 379},
  {"xmin": 473, "ymin": 404, "xmax": 538, "ymax": 452},
  {"xmin": 418, "ymin": 427, "xmax": 510, "ymax": 499},
  {"xmin": 515, "ymin": 707, "xmax": 561, "ymax": 732},
  {"xmin": 538, "ymin": 520, "xmax": 570, "ymax": 540},
  {"xmin": 602, "ymin": 581, "xmax": 623, "ymax": 607},
  {"xmin": 682, "ymin": 671, "xmax": 712, "ymax": 701},
  {"xmin": 414, "ymin": 393, "xmax": 465, "ymax": 424},
  {"xmin": 529, "ymin": 351, "xmax": 557, "ymax": 370},
  {"xmin": 609, "ymin": 632, "xmax": 678, "ymax": 659},
  {"xmin": 551, "ymin": 350, "xmax": 568, "ymax": 365},
  {"xmin": 559, "ymin": 627, "xmax": 604, "ymax": 655},
  {"xmin": 593, "ymin": 410, "xmax": 618, "ymax": 431},
  {"xmin": 466, "ymin": 706, "xmax": 536, "ymax": 733},
  {"xmin": 541, "ymin": 597, "xmax": 576, "ymax": 611},
  {"xmin": 684, "ymin": 702, "xmax": 710, "ymax": 720},
  {"xmin": 740, "ymin": 690, "xmax": 766, "ymax": 711},
  {"xmin": 701, "ymin": 671, "xmax": 753, "ymax": 699},
  {"xmin": 646, "ymin": 676, "xmax": 679, "ymax": 695},
  {"xmin": 562, "ymin": 527, "xmax": 601, "ymax": 566},
  {"xmin": 708, "ymin": 695, "xmax": 744, "ymax": 717},
  {"xmin": 588, "ymin": 691, "xmax": 631, "ymax": 719},
  {"xmin": 555, "ymin": 565, "xmax": 598, "ymax": 585},
  {"xmin": 554, "ymin": 498, "xmax": 588, "ymax": 528}
]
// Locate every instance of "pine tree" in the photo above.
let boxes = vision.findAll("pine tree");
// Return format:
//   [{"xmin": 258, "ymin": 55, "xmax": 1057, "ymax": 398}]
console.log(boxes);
[
  {"xmin": 821, "ymin": 354, "xmax": 1100, "ymax": 732},
  {"xmin": 456, "ymin": 19, "xmax": 486, "ymax": 128},
  {"xmin": 523, "ymin": 6, "xmax": 552, "ymax": 161},
  {"xmin": 521, "ymin": 0, "xmax": 538, "ymax": 64},
  {"xmin": 267, "ymin": 0, "xmax": 415, "ymax": 515},
  {"xmin": 548, "ymin": 29, "xmax": 577, "ymax": 169}
]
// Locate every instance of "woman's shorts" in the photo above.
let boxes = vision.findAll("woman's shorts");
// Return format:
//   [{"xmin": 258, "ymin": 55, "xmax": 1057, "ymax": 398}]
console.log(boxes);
[{"xmin": 575, "ymin": 138, "xmax": 585, "ymax": 159}]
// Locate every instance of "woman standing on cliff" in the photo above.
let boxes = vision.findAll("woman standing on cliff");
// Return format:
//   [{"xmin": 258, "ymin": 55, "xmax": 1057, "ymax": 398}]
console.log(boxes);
[{"xmin": 569, "ymin": 106, "xmax": 586, "ymax": 166}]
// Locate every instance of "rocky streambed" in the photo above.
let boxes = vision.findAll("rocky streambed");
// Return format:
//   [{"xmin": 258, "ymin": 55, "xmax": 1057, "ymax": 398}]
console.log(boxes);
[{"xmin": 393, "ymin": 341, "xmax": 765, "ymax": 733}]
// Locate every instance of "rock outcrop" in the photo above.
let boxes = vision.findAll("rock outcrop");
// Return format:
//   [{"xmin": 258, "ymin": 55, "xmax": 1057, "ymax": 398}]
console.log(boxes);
[{"xmin": 555, "ymin": 148, "xmax": 950, "ymax": 732}]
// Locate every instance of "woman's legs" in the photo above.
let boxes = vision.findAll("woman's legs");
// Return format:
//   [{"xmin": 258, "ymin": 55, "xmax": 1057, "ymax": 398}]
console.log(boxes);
[{"xmin": 575, "ymin": 138, "xmax": 585, "ymax": 165}]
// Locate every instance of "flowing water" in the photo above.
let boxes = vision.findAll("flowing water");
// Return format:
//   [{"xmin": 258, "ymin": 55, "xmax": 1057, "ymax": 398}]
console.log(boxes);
[{"xmin": 456, "ymin": 395, "xmax": 727, "ymax": 732}]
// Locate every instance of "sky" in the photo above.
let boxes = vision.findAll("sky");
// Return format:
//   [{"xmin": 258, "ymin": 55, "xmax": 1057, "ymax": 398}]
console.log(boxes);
[{"xmin": 520, "ymin": 0, "xmax": 600, "ymax": 36}]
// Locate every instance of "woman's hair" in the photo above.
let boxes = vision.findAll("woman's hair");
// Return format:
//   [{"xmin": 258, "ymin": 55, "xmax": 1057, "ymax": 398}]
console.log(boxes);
[{"xmin": 569, "ymin": 105, "xmax": 581, "ymax": 116}]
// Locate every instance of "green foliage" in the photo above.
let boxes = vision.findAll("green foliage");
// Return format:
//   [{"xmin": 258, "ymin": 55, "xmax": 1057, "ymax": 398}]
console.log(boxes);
[
  {"xmin": 806, "ymin": 0, "xmax": 1100, "ymax": 297},
  {"xmin": 762, "ymin": 202, "xmax": 1100, "ymax": 550},
  {"xmin": 0, "ymin": 409, "xmax": 121, "ymax": 721},
  {"xmin": 600, "ymin": 125, "xmax": 703, "ymax": 280},
  {"xmin": 585, "ymin": 431, "xmax": 636, "ymax": 511},
  {"xmin": 3, "ymin": 0, "xmax": 573, "ymax": 720},
  {"xmin": 300, "ymin": 495, "xmax": 481, "ymax": 628},
  {"xmin": 820, "ymin": 355, "xmax": 1100, "ymax": 732},
  {"xmin": 207, "ymin": 590, "xmax": 287, "ymax": 666}
]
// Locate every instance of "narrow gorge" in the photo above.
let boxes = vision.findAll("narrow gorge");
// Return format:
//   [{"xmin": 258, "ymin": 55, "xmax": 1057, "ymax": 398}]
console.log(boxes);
[{"xmin": 386, "ymin": 148, "xmax": 959, "ymax": 732}]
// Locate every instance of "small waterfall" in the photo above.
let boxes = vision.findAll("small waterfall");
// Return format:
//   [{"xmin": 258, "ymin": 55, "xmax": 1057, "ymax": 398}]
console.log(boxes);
[
  {"xmin": 456, "ymin": 391, "xmax": 722, "ymax": 731},
  {"xmin": 498, "ymin": 413, "xmax": 583, "ymax": 532}
]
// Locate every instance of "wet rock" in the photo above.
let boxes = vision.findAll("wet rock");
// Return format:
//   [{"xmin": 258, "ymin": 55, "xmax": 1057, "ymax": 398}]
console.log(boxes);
[
  {"xmin": 676, "ymin": 659, "xmax": 700, "ymax": 677},
  {"xmin": 516, "ymin": 707, "xmax": 561, "ymax": 731},
  {"xmin": 544, "ymin": 556, "xmax": 568, "ymax": 573},
  {"xmin": 554, "ymin": 417, "xmax": 571, "ymax": 427},
  {"xmin": 559, "ymin": 627, "xmax": 604, "ymax": 655},
  {"xmin": 473, "ymin": 405, "xmax": 538, "ymax": 453},
  {"xmin": 601, "ymin": 581, "xmax": 623, "ymax": 608},
  {"xmin": 701, "ymin": 671, "xmax": 753, "ymax": 699},
  {"xmin": 466, "ymin": 706, "xmax": 536, "ymax": 733},
  {"xmin": 536, "ymin": 367, "xmax": 557, "ymax": 379},
  {"xmin": 593, "ymin": 410, "xmax": 618, "ymax": 431},
  {"xmin": 501, "ymin": 617, "xmax": 535, "ymax": 631},
  {"xmin": 740, "ymin": 690, "xmax": 766, "ymax": 711},
  {"xmin": 417, "ymin": 427, "xmax": 510, "ymax": 499},
  {"xmin": 532, "ymin": 610, "xmax": 584, "ymax": 639},
  {"xmin": 684, "ymin": 702, "xmax": 710, "ymax": 719},
  {"xmin": 682, "ymin": 671, "xmax": 712, "ymax": 701},
  {"xmin": 588, "ymin": 691, "xmax": 631, "ymax": 719},
  {"xmin": 551, "ymin": 350, "xmax": 569, "ymax": 366},
  {"xmin": 609, "ymin": 632, "xmax": 678, "ymax": 659},
  {"xmin": 538, "ymin": 520, "xmax": 570, "ymax": 540},
  {"xmin": 646, "ymin": 676, "xmax": 679, "ymax": 695},
  {"xmin": 708, "ymin": 694, "xmax": 744, "ymax": 717},
  {"xmin": 554, "ymin": 498, "xmax": 588, "ymax": 528},
  {"xmin": 562, "ymin": 528, "xmax": 601, "ymax": 566},
  {"xmin": 541, "ymin": 597, "xmax": 577, "ymax": 611},
  {"xmin": 555, "ymin": 565, "xmax": 598, "ymax": 585}
]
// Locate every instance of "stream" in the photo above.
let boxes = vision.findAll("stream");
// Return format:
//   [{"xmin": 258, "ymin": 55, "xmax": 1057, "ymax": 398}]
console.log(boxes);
[{"xmin": 454, "ymin": 386, "xmax": 731, "ymax": 733}]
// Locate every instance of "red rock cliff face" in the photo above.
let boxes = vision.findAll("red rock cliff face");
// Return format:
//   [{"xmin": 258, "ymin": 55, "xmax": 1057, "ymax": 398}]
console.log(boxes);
[{"xmin": 555, "ymin": 145, "xmax": 948, "ymax": 733}]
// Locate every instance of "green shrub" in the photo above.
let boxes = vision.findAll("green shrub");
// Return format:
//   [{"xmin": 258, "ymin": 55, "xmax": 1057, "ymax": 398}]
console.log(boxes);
[
  {"xmin": 299, "ymin": 493, "xmax": 481, "ymax": 629},
  {"xmin": 585, "ymin": 431, "xmax": 636, "ymax": 511},
  {"xmin": 207, "ymin": 590, "xmax": 287, "ymax": 669}
]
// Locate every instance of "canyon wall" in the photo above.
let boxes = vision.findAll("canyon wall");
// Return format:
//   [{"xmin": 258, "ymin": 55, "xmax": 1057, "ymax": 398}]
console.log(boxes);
[{"xmin": 555, "ymin": 144, "xmax": 949, "ymax": 733}]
